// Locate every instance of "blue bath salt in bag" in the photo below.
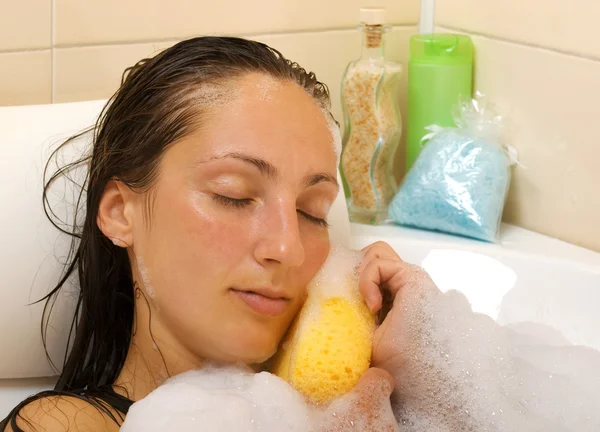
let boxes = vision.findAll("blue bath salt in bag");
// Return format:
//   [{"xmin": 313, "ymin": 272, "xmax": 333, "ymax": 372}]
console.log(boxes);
[{"xmin": 389, "ymin": 95, "xmax": 517, "ymax": 242}]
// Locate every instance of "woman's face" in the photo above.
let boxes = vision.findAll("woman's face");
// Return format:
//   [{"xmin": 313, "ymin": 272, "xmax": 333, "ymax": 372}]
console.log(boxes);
[{"xmin": 129, "ymin": 73, "xmax": 339, "ymax": 365}]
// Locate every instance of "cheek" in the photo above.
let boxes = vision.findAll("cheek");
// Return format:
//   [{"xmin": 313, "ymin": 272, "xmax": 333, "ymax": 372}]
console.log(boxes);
[
  {"xmin": 137, "ymin": 190, "xmax": 250, "ymax": 304},
  {"xmin": 136, "ymin": 184, "xmax": 331, "ymax": 304},
  {"xmin": 178, "ymin": 191, "xmax": 255, "ymax": 250},
  {"xmin": 298, "ymin": 231, "xmax": 331, "ymax": 284}
]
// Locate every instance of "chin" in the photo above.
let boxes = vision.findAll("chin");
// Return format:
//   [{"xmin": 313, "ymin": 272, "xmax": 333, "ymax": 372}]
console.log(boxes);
[{"xmin": 227, "ymin": 334, "xmax": 280, "ymax": 365}]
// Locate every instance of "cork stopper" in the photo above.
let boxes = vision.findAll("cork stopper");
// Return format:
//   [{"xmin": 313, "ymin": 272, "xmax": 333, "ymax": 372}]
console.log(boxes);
[{"xmin": 365, "ymin": 29, "xmax": 383, "ymax": 48}]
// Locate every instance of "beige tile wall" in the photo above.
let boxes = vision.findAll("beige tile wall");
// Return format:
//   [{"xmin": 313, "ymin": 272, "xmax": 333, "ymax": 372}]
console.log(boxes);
[
  {"xmin": 0, "ymin": 0, "xmax": 415, "ymax": 241},
  {"xmin": 0, "ymin": 0, "xmax": 51, "ymax": 51},
  {"xmin": 1, "ymin": 0, "xmax": 419, "ymax": 112},
  {"xmin": 436, "ymin": 0, "xmax": 600, "ymax": 59},
  {"xmin": 0, "ymin": 52, "xmax": 52, "ymax": 105},
  {"xmin": 1, "ymin": 0, "xmax": 417, "ymax": 187},
  {"xmin": 436, "ymin": 1, "xmax": 600, "ymax": 251},
  {"xmin": 4, "ymin": 1, "xmax": 597, "ymax": 251},
  {"xmin": 54, "ymin": 0, "xmax": 419, "ymax": 46},
  {"xmin": 52, "ymin": 27, "xmax": 413, "ymax": 123}
]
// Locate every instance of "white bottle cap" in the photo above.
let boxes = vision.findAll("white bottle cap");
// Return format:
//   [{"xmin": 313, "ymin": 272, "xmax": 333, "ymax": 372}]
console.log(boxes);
[{"xmin": 360, "ymin": 8, "xmax": 385, "ymax": 26}]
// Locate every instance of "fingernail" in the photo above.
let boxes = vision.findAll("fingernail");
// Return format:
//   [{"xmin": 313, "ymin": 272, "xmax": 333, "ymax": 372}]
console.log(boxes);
[{"xmin": 369, "ymin": 296, "xmax": 380, "ymax": 313}]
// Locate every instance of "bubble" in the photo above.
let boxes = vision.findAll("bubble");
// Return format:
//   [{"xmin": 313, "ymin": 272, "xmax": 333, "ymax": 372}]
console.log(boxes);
[
  {"xmin": 122, "ymin": 260, "xmax": 600, "ymax": 432},
  {"xmin": 136, "ymin": 255, "xmax": 155, "ymax": 298},
  {"xmin": 269, "ymin": 246, "xmax": 374, "ymax": 406},
  {"xmin": 188, "ymin": 82, "xmax": 241, "ymax": 109},
  {"xmin": 255, "ymin": 75, "xmax": 283, "ymax": 101},
  {"xmin": 390, "ymin": 289, "xmax": 600, "ymax": 432},
  {"xmin": 324, "ymin": 113, "xmax": 342, "ymax": 166},
  {"xmin": 307, "ymin": 245, "xmax": 363, "ymax": 301},
  {"xmin": 120, "ymin": 364, "xmax": 312, "ymax": 432}
]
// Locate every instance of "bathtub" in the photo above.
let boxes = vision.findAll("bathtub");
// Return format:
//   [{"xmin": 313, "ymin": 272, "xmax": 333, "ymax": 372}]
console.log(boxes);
[
  {"xmin": 1, "ymin": 221, "xmax": 599, "ymax": 417},
  {"xmin": 1, "ymin": 100, "xmax": 599, "ymax": 420},
  {"xmin": 352, "ymin": 222, "xmax": 600, "ymax": 352}
]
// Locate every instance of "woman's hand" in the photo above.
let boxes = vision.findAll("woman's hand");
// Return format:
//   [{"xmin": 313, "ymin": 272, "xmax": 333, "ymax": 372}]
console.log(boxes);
[
  {"xmin": 357, "ymin": 241, "xmax": 441, "ymax": 385},
  {"xmin": 313, "ymin": 367, "xmax": 399, "ymax": 432}
]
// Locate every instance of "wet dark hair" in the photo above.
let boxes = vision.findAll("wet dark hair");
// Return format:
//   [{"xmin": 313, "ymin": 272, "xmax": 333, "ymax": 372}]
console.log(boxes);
[{"xmin": 1, "ymin": 36, "xmax": 332, "ymax": 431}]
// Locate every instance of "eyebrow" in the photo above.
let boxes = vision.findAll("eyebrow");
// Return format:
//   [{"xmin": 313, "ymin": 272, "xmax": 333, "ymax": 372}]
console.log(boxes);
[
  {"xmin": 302, "ymin": 172, "xmax": 339, "ymax": 190},
  {"xmin": 207, "ymin": 152, "xmax": 339, "ymax": 190},
  {"xmin": 211, "ymin": 152, "xmax": 278, "ymax": 179}
]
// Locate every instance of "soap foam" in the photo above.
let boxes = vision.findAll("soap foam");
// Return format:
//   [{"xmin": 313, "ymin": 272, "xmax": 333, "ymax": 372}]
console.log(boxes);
[
  {"xmin": 324, "ymin": 112, "xmax": 342, "ymax": 166},
  {"xmin": 308, "ymin": 245, "xmax": 363, "ymax": 301},
  {"xmin": 314, "ymin": 370, "xmax": 399, "ymax": 432},
  {"xmin": 255, "ymin": 75, "xmax": 283, "ymax": 101},
  {"xmin": 188, "ymin": 82, "xmax": 241, "ymax": 109},
  {"xmin": 136, "ymin": 255, "xmax": 155, "ymax": 299},
  {"xmin": 121, "ymin": 363, "xmax": 312, "ymax": 432},
  {"xmin": 391, "ymin": 289, "xmax": 600, "ymax": 432},
  {"xmin": 121, "ymin": 363, "xmax": 399, "ymax": 432},
  {"xmin": 121, "ymin": 257, "xmax": 600, "ymax": 431}
]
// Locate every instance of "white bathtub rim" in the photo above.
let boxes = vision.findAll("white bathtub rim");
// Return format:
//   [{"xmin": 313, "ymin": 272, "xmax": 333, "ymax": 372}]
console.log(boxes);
[{"xmin": 350, "ymin": 222, "xmax": 600, "ymax": 274}]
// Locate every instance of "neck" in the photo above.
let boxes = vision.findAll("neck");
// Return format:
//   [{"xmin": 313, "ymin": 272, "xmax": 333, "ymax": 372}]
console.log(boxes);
[{"xmin": 113, "ymin": 285, "xmax": 204, "ymax": 401}]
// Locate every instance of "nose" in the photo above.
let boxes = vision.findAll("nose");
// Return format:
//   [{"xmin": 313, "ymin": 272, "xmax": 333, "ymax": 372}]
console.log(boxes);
[{"xmin": 254, "ymin": 199, "xmax": 305, "ymax": 269}]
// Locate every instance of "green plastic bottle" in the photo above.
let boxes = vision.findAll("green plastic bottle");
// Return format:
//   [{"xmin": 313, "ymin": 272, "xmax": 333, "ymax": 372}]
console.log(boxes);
[{"xmin": 405, "ymin": 34, "xmax": 474, "ymax": 171}]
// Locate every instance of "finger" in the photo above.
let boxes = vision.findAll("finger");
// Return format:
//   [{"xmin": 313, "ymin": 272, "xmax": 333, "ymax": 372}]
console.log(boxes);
[
  {"xmin": 355, "ymin": 367, "xmax": 395, "ymax": 396},
  {"xmin": 358, "ymin": 241, "xmax": 403, "ymax": 274},
  {"xmin": 316, "ymin": 368, "xmax": 397, "ymax": 431},
  {"xmin": 361, "ymin": 241, "xmax": 401, "ymax": 258},
  {"xmin": 360, "ymin": 240, "xmax": 397, "ymax": 254},
  {"xmin": 359, "ymin": 258, "xmax": 413, "ymax": 312}
]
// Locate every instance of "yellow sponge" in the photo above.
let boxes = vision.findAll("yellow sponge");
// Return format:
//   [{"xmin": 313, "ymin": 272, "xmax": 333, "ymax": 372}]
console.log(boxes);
[{"xmin": 270, "ymin": 247, "xmax": 375, "ymax": 406}]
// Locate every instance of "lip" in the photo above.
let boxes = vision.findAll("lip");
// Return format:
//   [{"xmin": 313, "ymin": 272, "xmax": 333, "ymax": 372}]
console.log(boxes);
[{"xmin": 231, "ymin": 288, "xmax": 290, "ymax": 317}]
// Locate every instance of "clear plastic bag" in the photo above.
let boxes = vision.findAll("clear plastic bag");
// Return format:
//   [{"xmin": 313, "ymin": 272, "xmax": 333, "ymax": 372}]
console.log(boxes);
[{"xmin": 389, "ymin": 94, "xmax": 517, "ymax": 242}]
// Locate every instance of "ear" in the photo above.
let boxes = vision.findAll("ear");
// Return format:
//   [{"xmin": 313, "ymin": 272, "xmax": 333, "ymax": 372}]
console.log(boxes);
[{"xmin": 97, "ymin": 180, "xmax": 136, "ymax": 248}]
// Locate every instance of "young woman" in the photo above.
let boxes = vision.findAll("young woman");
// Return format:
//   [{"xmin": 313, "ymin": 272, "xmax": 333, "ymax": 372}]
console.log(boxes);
[{"xmin": 1, "ymin": 36, "xmax": 437, "ymax": 431}]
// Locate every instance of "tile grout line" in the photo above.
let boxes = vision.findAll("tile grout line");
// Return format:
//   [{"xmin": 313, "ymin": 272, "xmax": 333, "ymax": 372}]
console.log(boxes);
[
  {"xmin": 0, "ymin": 23, "xmax": 419, "ymax": 55},
  {"xmin": 50, "ymin": 0, "xmax": 55, "ymax": 103},
  {"xmin": 0, "ymin": 47, "xmax": 51, "ymax": 54},
  {"xmin": 40, "ymin": 24, "xmax": 420, "ymax": 51},
  {"xmin": 438, "ymin": 25, "xmax": 600, "ymax": 64}
]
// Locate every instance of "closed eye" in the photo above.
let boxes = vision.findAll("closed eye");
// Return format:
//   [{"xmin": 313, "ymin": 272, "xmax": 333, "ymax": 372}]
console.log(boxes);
[
  {"xmin": 213, "ymin": 194, "xmax": 253, "ymax": 208},
  {"xmin": 214, "ymin": 194, "xmax": 329, "ymax": 228},
  {"xmin": 298, "ymin": 210, "xmax": 329, "ymax": 228}
]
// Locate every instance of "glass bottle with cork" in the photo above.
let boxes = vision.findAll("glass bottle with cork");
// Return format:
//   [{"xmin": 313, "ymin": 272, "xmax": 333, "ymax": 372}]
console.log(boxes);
[{"xmin": 340, "ymin": 7, "xmax": 403, "ymax": 225}]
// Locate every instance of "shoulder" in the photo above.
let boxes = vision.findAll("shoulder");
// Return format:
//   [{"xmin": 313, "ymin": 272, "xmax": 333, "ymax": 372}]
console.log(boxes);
[{"xmin": 3, "ymin": 395, "xmax": 122, "ymax": 432}]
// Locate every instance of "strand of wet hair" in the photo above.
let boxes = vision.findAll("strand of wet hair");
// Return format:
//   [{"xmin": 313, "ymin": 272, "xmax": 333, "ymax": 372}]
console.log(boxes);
[{"xmin": 133, "ymin": 282, "xmax": 172, "ymax": 379}]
